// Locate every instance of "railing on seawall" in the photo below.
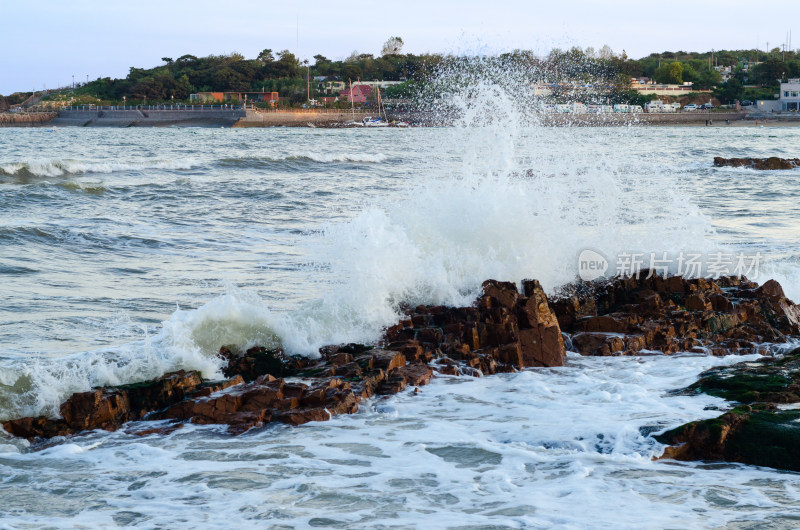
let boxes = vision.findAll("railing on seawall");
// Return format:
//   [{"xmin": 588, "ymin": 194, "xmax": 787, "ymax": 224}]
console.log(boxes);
[{"xmin": 60, "ymin": 104, "xmax": 247, "ymax": 112}]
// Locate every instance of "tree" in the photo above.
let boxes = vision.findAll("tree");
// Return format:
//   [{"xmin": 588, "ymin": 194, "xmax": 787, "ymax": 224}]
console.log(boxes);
[
  {"xmin": 381, "ymin": 36, "xmax": 404, "ymax": 56},
  {"xmin": 693, "ymin": 68, "xmax": 722, "ymax": 90},
  {"xmin": 751, "ymin": 58, "xmax": 786, "ymax": 86},
  {"xmin": 257, "ymin": 49, "xmax": 274, "ymax": 63},
  {"xmin": 598, "ymin": 44, "xmax": 614, "ymax": 59},
  {"xmin": 714, "ymin": 78, "xmax": 743, "ymax": 104},
  {"xmin": 162, "ymin": 57, "xmax": 173, "ymax": 64},
  {"xmin": 653, "ymin": 62, "xmax": 684, "ymax": 84}
]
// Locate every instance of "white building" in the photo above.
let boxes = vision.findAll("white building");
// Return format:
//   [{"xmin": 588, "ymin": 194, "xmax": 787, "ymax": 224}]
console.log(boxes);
[
  {"xmin": 781, "ymin": 78, "xmax": 800, "ymax": 111},
  {"xmin": 714, "ymin": 65, "xmax": 733, "ymax": 82}
]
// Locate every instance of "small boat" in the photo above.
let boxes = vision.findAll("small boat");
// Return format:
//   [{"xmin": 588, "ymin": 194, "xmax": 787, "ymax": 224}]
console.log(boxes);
[{"xmin": 362, "ymin": 116, "xmax": 389, "ymax": 127}]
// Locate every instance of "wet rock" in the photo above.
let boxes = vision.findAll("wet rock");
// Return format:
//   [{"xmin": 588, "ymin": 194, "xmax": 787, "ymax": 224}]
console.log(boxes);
[
  {"xmin": 2, "ymin": 370, "xmax": 208, "ymax": 440},
  {"xmin": 713, "ymin": 156, "xmax": 800, "ymax": 170},
  {"xmin": 656, "ymin": 404, "xmax": 800, "ymax": 472},
  {"xmin": 369, "ymin": 349, "xmax": 407, "ymax": 372},
  {"xmin": 552, "ymin": 275, "xmax": 800, "ymax": 357},
  {"xmin": 680, "ymin": 347, "xmax": 800, "ymax": 404},
  {"xmin": 657, "ymin": 347, "xmax": 800, "ymax": 471},
  {"xmin": 220, "ymin": 346, "xmax": 297, "ymax": 381}
]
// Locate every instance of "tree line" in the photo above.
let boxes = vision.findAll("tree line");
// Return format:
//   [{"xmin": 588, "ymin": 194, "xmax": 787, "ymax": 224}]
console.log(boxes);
[{"xmin": 8, "ymin": 40, "xmax": 800, "ymax": 106}]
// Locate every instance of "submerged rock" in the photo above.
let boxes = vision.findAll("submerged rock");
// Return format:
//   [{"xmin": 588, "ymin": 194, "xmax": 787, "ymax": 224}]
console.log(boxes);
[
  {"xmin": 657, "ymin": 347, "xmax": 800, "ymax": 471},
  {"xmin": 713, "ymin": 156, "xmax": 800, "ymax": 170}
]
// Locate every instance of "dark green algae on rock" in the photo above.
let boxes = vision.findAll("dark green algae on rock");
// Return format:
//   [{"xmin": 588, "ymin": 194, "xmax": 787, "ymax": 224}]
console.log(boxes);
[{"xmin": 657, "ymin": 347, "xmax": 800, "ymax": 472}]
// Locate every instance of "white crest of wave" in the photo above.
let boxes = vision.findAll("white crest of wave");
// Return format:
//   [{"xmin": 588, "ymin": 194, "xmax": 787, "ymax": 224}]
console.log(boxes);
[
  {"xmin": 0, "ymin": 287, "xmax": 281, "ymax": 421},
  {"xmin": 0, "ymin": 158, "xmax": 197, "ymax": 177},
  {"xmin": 296, "ymin": 152, "xmax": 388, "ymax": 163}
]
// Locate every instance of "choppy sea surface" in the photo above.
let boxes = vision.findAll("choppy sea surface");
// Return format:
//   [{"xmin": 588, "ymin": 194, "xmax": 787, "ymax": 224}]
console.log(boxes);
[{"xmin": 1, "ymin": 123, "xmax": 800, "ymax": 528}]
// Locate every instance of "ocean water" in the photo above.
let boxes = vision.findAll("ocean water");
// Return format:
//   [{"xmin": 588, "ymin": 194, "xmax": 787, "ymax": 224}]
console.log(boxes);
[{"xmin": 1, "ymin": 120, "xmax": 800, "ymax": 528}]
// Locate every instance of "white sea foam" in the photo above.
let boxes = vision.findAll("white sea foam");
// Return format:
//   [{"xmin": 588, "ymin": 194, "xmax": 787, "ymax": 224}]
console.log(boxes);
[
  {"xmin": 3, "ymin": 354, "xmax": 800, "ymax": 528},
  {"xmin": 0, "ymin": 158, "xmax": 196, "ymax": 178}
]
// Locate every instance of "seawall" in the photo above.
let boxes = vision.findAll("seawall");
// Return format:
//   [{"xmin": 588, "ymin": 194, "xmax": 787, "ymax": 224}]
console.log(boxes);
[{"xmin": 51, "ymin": 109, "xmax": 245, "ymax": 127}]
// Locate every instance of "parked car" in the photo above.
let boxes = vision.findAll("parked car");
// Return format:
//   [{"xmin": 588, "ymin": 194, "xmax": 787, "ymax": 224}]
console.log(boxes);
[
  {"xmin": 700, "ymin": 103, "xmax": 714, "ymax": 110},
  {"xmin": 741, "ymin": 100, "xmax": 753, "ymax": 106},
  {"xmin": 683, "ymin": 104, "xmax": 698, "ymax": 111}
]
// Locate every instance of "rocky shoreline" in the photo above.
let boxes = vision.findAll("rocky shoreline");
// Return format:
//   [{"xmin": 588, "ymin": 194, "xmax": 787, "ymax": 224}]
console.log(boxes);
[{"xmin": 4, "ymin": 274, "xmax": 800, "ymax": 472}]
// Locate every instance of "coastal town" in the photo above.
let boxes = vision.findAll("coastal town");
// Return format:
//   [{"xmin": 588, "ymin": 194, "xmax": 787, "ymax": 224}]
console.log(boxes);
[{"xmin": 3, "ymin": 41, "xmax": 800, "ymax": 127}]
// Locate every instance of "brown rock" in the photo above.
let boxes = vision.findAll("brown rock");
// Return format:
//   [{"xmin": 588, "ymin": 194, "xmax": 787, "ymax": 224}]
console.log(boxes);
[
  {"xmin": 482, "ymin": 279, "xmax": 520, "ymax": 309},
  {"xmin": 394, "ymin": 364, "xmax": 434, "ymax": 386},
  {"xmin": 370, "ymin": 349, "xmax": 407, "ymax": 372},
  {"xmin": 276, "ymin": 407, "xmax": 331, "ymax": 426}
]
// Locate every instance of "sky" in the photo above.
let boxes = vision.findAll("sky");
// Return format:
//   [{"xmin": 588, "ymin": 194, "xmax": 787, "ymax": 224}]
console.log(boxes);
[{"xmin": 0, "ymin": 0, "xmax": 797, "ymax": 95}]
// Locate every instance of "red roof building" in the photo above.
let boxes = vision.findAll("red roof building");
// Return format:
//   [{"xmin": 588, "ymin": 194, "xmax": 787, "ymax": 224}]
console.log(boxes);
[{"xmin": 339, "ymin": 85, "xmax": 373, "ymax": 103}]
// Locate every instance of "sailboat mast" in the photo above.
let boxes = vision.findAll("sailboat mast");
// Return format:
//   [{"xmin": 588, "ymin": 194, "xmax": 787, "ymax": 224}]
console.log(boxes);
[{"xmin": 350, "ymin": 79, "xmax": 354, "ymax": 119}]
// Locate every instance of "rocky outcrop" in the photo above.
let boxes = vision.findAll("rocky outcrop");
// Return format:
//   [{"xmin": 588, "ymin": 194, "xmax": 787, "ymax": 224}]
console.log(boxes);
[
  {"xmin": 2, "ymin": 279, "xmax": 566, "ymax": 441},
  {"xmin": 5, "ymin": 274, "xmax": 798, "ymax": 445},
  {"xmin": 552, "ymin": 275, "xmax": 800, "ymax": 357},
  {"xmin": 1, "ymin": 371, "xmax": 241, "ymax": 439},
  {"xmin": 713, "ymin": 156, "xmax": 800, "ymax": 170},
  {"xmin": 0, "ymin": 96, "xmax": 9, "ymax": 113}
]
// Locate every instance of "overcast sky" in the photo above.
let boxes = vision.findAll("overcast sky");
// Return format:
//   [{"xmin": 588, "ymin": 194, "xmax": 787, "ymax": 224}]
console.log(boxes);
[{"xmin": 1, "ymin": 0, "xmax": 796, "ymax": 95}]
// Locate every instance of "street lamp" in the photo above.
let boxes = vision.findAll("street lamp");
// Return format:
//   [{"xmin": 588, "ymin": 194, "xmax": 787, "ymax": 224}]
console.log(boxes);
[{"xmin": 123, "ymin": 96, "xmax": 126, "ymax": 109}]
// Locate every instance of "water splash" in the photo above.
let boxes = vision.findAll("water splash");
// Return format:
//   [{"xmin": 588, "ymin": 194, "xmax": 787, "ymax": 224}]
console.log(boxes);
[{"xmin": 0, "ymin": 61, "xmax": 721, "ymax": 420}]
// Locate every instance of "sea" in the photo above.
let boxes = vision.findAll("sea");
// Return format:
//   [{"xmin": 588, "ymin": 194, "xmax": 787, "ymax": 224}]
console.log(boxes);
[{"xmin": 1, "ymin": 114, "xmax": 800, "ymax": 528}]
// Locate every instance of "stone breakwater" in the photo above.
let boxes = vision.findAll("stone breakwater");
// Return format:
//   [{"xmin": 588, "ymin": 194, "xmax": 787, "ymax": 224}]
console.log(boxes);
[
  {"xmin": 0, "ymin": 112, "xmax": 57, "ymax": 127},
  {"xmin": 714, "ymin": 156, "xmax": 800, "ymax": 170},
  {"xmin": 4, "ymin": 274, "xmax": 800, "ymax": 473}
]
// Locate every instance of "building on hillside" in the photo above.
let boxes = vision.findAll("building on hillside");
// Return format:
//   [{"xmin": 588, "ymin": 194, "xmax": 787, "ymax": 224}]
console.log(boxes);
[
  {"xmin": 352, "ymin": 80, "xmax": 405, "ymax": 90},
  {"xmin": 781, "ymin": 79, "xmax": 800, "ymax": 111},
  {"xmin": 316, "ymin": 77, "xmax": 346, "ymax": 94},
  {"xmin": 714, "ymin": 66, "xmax": 733, "ymax": 82},
  {"xmin": 739, "ymin": 61, "xmax": 762, "ymax": 72},
  {"xmin": 631, "ymin": 81, "xmax": 710, "ymax": 96},
  {"xmin": 339, "ymin": 84, "xmax": 374, "ymax": 103}
]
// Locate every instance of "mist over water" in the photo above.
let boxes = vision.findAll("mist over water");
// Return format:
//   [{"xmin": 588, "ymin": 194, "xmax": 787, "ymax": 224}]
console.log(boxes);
[{"xmin": 1, "ymin": 71, "xmax": 800, "ymax": 526}]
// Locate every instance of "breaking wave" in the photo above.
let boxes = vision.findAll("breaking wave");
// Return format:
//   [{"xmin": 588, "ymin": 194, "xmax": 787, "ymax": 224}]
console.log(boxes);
[{"xmin": 0, "ymin": 158, "xmax": 198, "ymax": 179}]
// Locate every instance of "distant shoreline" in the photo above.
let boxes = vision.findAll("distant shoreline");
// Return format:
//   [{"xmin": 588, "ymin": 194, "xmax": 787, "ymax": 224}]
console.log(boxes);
[{"xmin": 2, "ymin": 109, "xmax": 800, "ymax": 128}]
